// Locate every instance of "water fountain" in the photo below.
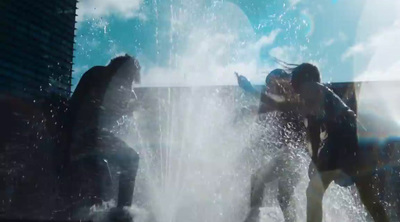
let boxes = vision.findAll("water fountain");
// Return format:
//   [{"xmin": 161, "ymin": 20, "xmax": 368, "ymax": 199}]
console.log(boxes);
[
  {"xmin": 84, "ymin": 1, "xmax": 399, "ymax": 222},
  {"xmin": 87, "ymin": 84, "xmax": 375, "ymax": 222}
]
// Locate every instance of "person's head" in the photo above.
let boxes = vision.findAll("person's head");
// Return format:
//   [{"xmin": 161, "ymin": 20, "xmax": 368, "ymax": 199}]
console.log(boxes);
[
  {"xmin": 265, "ymin": 69, "xmax": 291, "ymax": 95},
  {"xmin": 290, "ymin": 63, "xmax": 321, "ymax": 93},
  {"xmin": 107, "ymin": 54, "xmax": 141, "ymax": 84},
  {"xmin": 103, "ymin": 54, "xmax": 141, "ymax": 118}
]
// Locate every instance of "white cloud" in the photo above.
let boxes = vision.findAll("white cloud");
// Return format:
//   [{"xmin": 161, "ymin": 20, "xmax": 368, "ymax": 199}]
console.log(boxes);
[
  {"xmin": 269, "ymin": 46, "xmax": 303, "ymax": 64},
  {"xmin": 341, "ymin": 43, "xmax": 367, "ymax": 60},
  {"xmin": 268, "ymin": 45, "xmax": 326, "ymax": 80},
  {"xmin": 92, "ymin": 18, "xmax": 109, "ymax": 29},
  {"xmin": 343, "ymin": 20, "xmax": 400, "ymax": 81},
  {"xmin": 355, "ymin": 61, "xmax": 400, "ymax": 82},
  {"xmin": 140, "ymin": 2, "xmax": 280, "ymax": 87},
  {"xmin": 343, "ymin": 20, "xmax": 400, "ymax": 60},
  {"xmin": 322, "ymin": 38, "xmax": 335, "ymax": 47},
  {"xmin": 141, "ymin": 29, "xmax": 279, "ymax": 87},
  {"xmin": 320, "ymin": 32, "xmax": 347, "ymax": 49},
  {"xmin": 253, "ymin": 29, "xmax": 281, "ymax": 50},
  {"xmin": 77, "ymin": 0, "xmax": 144, "ymax": 22},
  {"xmin": 353, "ymin": 1, "xmax": 400, "ymax": 128},
  {"xmin": 289, "ymin": 0, "xmax": 301, "ymax": 7}
]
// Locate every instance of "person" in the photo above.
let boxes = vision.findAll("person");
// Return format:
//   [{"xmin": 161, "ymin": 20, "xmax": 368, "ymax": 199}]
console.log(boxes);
[
  {"xmin": 66, "ymin": 54, "xmax": 141, "ymax": 214},
  {"xmin": 260, "ymin": 63, "xmax": 389, "ymax": 222},
  {"xmin": 236, "ymin": 69, "xmax": 306, "ymax": 222}
]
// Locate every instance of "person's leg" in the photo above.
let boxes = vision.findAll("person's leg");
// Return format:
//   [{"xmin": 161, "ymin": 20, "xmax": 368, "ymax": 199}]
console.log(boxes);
[
  {"xmin": 250, "ymin": 159, "xmax": 281, "ymax": 208},
  {"xmin": 103, "ymin": 146, "xmax": 139, "ymax": 222},
  {"xmin": 96, "ymin": 132, "xmax": 140, "ymax": 208},
  {"xmin": 355, "ymin": 174, "xmax": 389, "ymax": 222},
  {"xmin": 277, "ymin": 176, "xmax": 297, "ymax": 222},
  {"xmin": 116, "ymin": 147, "xmax": 139, "ymax": 207},
  {"xmin": 306, "ymin": 165, "xmax": 335, "ymax": 222},
  {"xmin": 244, "ymin": 159, "xmax": 280, "ymax": 222},
  {"xmin": 339, "ymin": 116, "xmax": 388, "ymax": 221},
  {"xmin": 104, "ymin": 145, "xmax": 139, "ymax": 208},
  {"xmin": 276, "ymin": 154, "xmax": 300, "ymax": 222}
]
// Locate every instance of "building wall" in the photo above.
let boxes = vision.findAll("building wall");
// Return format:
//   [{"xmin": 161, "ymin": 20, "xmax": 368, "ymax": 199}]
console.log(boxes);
[{"xmin": 0, "ymin": 0, "xmax": 77, "ymax": 100}]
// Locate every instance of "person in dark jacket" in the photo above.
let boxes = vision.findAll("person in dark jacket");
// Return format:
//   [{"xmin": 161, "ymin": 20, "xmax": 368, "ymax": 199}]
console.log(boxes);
[
  {"xmin": 67, "ymin": 54, "xmax": 141, "ymax": 212},
  {"xmin": 259, "ymin": 63, "xmax": 389, "ymax": 222}
]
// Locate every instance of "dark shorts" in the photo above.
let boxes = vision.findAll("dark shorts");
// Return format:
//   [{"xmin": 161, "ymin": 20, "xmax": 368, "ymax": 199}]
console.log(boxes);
[
  {"xmin": 71, "ymin": 129, "xmax": 139, "ymax": 171},
  {"xmin": 317, "ymin": 113, "xmax": 360, "ymax": 185}
]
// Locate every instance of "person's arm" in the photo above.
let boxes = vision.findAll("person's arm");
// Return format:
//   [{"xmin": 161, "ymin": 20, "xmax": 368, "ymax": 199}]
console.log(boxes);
[
  {"xmin": 236, "ymin": 72, "xmax": 301, "ymax": 113},
  {"xmin": 235, "ymin": 72, "xmax": 261, "ymax": 98}
]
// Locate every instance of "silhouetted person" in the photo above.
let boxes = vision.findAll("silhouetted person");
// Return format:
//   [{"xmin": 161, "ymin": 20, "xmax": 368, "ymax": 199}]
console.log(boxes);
[
  {"xmin": 0, "ymin": 55, "xmax": 141, "ymax": 220},
  {"xmin": 260, "ymin": 63, "xmax": 389, "ymax": 222},
  {"xmin": 237, "ymin": 69, "xmax": 305, "ymax": 222},
  {"xmin": 67, "ymin": 54, "xmax": 140, "ymax": 212}
]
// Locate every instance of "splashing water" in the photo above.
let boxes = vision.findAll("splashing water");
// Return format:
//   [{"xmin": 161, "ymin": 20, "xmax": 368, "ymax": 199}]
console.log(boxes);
[
  {"xmin": 127, "ymin": 87, "xmax": 252, "ymax": 222},
  {"xmin": 97, "ymin": 86, "xmax": 372, "ymax": 222},
  {"xmin": 86, "ymin": 1, "xmax": 377, "ymax": 221}
]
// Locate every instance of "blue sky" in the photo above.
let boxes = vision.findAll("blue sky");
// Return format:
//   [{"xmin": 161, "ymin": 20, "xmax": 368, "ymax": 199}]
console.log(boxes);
[{"xmin": 72, "ymin": 0, "xmax": 400, "ymax": 88}]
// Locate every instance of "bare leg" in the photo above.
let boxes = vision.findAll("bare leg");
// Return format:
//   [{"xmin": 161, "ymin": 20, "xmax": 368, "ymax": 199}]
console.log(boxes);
[
  {"xmin": 244, "ymin": 160, "xmax": 279, "ymax": 222},
  {"xmin": 306, "ymin": 168, "xmax": 334, "ymax": 222},
  {"xmin": 355, "ymin": 174, "xmax": 389, "ymax": 222},
  {"xmin": 278, "ymin": 176, "xmax": 297, "ymax": 222}
]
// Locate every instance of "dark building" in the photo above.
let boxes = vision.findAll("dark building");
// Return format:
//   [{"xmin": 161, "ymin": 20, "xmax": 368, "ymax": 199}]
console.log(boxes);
[{"xmin": 0, "ymin": 0, "xmax": 77, "ymax": 100}]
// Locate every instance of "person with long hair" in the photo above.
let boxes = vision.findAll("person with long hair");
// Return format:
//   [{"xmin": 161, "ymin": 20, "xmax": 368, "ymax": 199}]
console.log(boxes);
[
  {"xmin": 259, "ymin": 63, "xmax": 389, "ymax": 222},
  {"xmin": 237, "ymin": 69, "xmax": 306, "ymax": 222}
]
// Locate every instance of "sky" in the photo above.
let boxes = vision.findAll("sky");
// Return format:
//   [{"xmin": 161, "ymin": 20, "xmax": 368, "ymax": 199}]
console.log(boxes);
[{"xmin": 72, "ymin": 0, "xmax": 400, "ymax": 88}]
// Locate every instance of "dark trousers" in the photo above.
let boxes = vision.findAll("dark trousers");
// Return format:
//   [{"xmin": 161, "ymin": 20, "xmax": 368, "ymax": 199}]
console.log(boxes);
[
  {"xmin": 71, "ymin": 129, "xmax": 139, "ymax": 208},
  {"xmin": 306, "ymin": 114, "xmax": 388, "ymax": 222}
]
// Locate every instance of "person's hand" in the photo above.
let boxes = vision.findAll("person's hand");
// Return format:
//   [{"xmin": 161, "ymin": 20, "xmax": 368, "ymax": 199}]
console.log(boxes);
[
  {"xmin": 308, "ymin": 161, "xmax": 317, "ymax": 179},
  {"xmin": 235, "ymin": 72, "xmax": 253, "ymax": 92}
]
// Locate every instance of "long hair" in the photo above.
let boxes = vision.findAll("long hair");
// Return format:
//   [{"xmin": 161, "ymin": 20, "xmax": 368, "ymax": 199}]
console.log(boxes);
[
  {"xmin": 291, "ymin": 63, "xmax": 321, "ymax": 92},
  {"xmin": 265, "ymin": 68, "xmax": 290, "ymax": 85},
  {"xmin": 271, "ymin": 57, "xmax": 299, "ymax": 71},
  {"xmin": 271, "ymin": 57, "xmax": 321, "ymax": 93}
]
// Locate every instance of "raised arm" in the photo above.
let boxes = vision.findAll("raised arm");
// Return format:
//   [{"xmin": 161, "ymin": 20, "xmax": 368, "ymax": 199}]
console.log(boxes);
[{"xmin": 235, "ymin": 72, "xmax": 261, "ymax": 98}]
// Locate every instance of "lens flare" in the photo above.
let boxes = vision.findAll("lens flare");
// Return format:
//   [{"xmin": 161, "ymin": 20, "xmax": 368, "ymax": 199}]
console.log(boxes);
[{"xmin": 300, "ymin": 11, "xmax": 314, "ymax": 37}]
